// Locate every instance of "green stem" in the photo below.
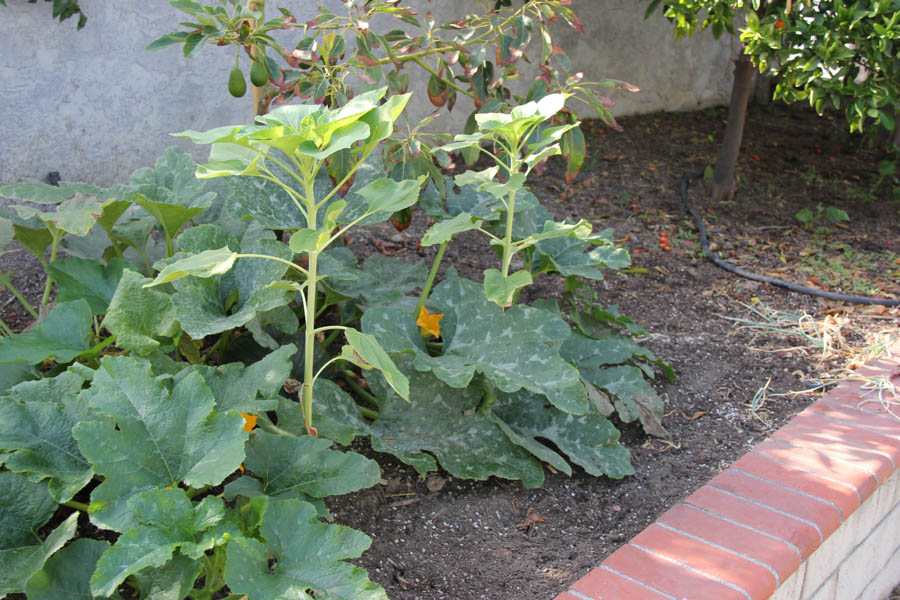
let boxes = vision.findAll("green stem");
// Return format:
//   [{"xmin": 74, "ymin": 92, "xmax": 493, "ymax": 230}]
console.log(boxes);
[
  {"xmin": 185, "ymin": 485, "xmax": 210, "ymax": 500},
  {"xmin": 0, "ymin": 272, "xmax": 38, "ymax": 319},
  {"xmin": 501, "ymin": 188, "xmax": 517, "ymax": 277},
  {"xmin": 238, "ymin": 253, "xmax": 308, "ymax": 277},
  {"xmin": 302, "ymin": 178, "xmax": 319, "ymax": 436},
  {"xmin": 257, "ymin": 413, "xmax": 297, "ymax": 437},
  {"xmin": 40, "ymin": 231, "xmax": 61, "ymax": 306},
  {"xmin": 414, "ymin": 240, "xmax": 448, "ymax": 318},
  {"xmin": 0, "ymin": 319, "xmax": 12, "ymax": 337},
  {"xmin": 63, "ymin": 499, "xmax": 90, "ymax": 512},
  {"xmin": 339, "ymin": 372, "xmax": 381, "ymax": 419},
  {"xmin": 411, "ymin": 56, "xmax": 472, "ymax": 98}
]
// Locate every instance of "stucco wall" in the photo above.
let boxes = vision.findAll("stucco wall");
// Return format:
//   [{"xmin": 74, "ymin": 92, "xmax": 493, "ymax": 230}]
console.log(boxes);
[{"xmin": 0, "ymin": 0, "xmax": 734, "ymax": 186}]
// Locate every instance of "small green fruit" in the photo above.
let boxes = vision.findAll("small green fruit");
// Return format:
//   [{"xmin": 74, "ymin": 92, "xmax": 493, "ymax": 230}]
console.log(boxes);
[
  {"xmin": 228, "ymin": 66, "xmax": 247, "ymax": 98},
  {"xmin": 250, "ymin": 58, "xmax": 268, "ymax": 87}
]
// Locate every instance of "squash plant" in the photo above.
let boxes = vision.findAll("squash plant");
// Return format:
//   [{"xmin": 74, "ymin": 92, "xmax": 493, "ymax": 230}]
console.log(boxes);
[{"xmin": 0, "ymin": 90, "xmax": 671, "ymax": 597}]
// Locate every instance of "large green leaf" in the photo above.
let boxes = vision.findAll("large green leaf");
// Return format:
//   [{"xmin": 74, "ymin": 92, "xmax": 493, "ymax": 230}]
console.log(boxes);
[
  {"xmin": 0, "ymin": 300, "xmax": 93, "ymax": 365},
  {"xmin": 243, "ymin": 430, "xmax": 380, "ymax": 498},
  {"xmin": 0, "ymin": 181, "xmax": 103, "ymax": 204},
  {"xmin": 225, "ymin": 499, "xmax": 387, "ymax": 600},
  {"xmin": 0, "ymin": 472, "xmax": 78, "ymax": 595},
  {"xmin": 90, "ymin": 489, "xmax": 226, "ymax": 597},
  {"xmin": 173, "ymin": 344, "xmax": 296, "ymax": 413},
  {"xmin": 225, "ymin": 175, "xmax": 307, "ymax": 230},
  {"xmin": 24, "ymin": 538, "xmax": 110, "ymax": 600},
  {"xmin": 0, "ymin": 362, "xmax": 40, "ymax": 396},
  {"xmin": 102, "ymin": 270, "xmax": 179, "ymax": 355},
  {"xmin": 46, "ymin": 257, "xmax": 131, "ymax": 315},
  {"xmin": 489, "ymin": 389, "xmax": 633, "ymax": 479},
  {"xmin": 13, "ymin": 194, "xmax": 104, "ymax": 236},
  {"xmin": 0, "ymin": 396, "xmax": 94, "ymax": 502},
  {"xmin": 73, "ymin": 357, "xmax": 248, "ymax": 531},
  {"xmin": 311, "ymin": 366, "xmax": 545, "ymax": 487},
  {"xmin": 320, "ymin": 254, "xmax": 425, "ymax": 309},
  {"xmin": 483, "ymin": 268, "xmax": 532, "ymax": 307},
  {"xmin": 364, "ymin": 269, "xmax": 588, "ymax": 414}
]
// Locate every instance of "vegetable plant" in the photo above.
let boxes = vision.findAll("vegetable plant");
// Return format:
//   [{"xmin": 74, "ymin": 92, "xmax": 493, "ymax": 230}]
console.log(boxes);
[{"xmin": 0, "ymin": 25, "xmax": 670, "ymax": 595}]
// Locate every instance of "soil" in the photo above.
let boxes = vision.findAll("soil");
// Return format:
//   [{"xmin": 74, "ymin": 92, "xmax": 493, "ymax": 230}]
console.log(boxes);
[{"xmin": 1, "ymin": 102, "xmax": 899, "ymax": 599}]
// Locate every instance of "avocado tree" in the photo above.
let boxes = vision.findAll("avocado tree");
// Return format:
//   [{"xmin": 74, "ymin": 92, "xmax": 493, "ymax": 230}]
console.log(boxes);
[
  {"xmin": 0, "ymin": 0, "xmax": 86, "ymax": 29},
  {"xmin": 647, "ymin": 0, "xmax": 900, "ymax": 201}
]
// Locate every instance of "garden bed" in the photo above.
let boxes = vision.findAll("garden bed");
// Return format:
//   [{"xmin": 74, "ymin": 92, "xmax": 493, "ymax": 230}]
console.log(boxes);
[{"xmin": 1, "ymin": 102, "xmax": 898, "ymax": 599}]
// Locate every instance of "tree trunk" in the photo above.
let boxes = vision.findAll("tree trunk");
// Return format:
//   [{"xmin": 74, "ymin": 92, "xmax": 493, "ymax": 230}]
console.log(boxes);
[
  {"xmin": 892, "ymin": 108, "xmax": 900, "ymax": 149},
  {"xmin": 711, "ymin": 53, "xmax": 756, "ymax": 202}
]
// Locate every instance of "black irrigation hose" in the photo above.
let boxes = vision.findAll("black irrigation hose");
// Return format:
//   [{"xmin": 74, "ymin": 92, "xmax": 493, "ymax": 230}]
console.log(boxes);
[{"xmin": 680, "ymin": 171, "xmax": 900, "ymax": 307}]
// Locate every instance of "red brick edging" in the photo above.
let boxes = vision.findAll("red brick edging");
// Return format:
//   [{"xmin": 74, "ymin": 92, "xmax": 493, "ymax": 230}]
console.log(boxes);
[{"xmin": 556, "ymin": 344, "xmax": 900, "ymax": 600}]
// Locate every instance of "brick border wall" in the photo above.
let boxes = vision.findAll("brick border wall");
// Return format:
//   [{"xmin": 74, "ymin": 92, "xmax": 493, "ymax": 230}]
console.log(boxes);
[{"xmin": 556, "ymin": 345, "xmax": 900, "ymax": 600}]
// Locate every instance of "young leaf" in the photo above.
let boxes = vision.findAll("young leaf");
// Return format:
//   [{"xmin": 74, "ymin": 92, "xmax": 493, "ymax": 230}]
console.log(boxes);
[
  {"xmin": 483, "ymin": 268, "xmax": 532, "ymax": 308},
  {"xmin": 353, "ymin": 176, "xmax": 425, "ymax": 215},
  {"xmin": 89, "ymin": 488, "xmax": 227, "ymax": 597},
  {"xmin": 421, "ymin": 212, "xmax": 483, "ymax": 246},
  {"xmin": 341, "ymin": 329, "xmax": 410, "ymax": 401},
  {"xmin": 146, "ymin": 247, "xmax": 238, "ymax": 286}
]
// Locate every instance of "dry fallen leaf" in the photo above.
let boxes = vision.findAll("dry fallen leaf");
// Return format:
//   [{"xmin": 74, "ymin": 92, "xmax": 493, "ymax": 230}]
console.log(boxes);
[{"xmin": 517, "ymin": 508, "xmax": 547, "ymax": 531}]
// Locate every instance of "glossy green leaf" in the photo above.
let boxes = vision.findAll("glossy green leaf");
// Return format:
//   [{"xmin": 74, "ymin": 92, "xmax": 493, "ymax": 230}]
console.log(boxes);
[
  {"xmin": 73, "ymin": 357, "xmax": 248, "ymax": 531},
  {"xmin": 0, "ymin": 300, "xmax": 92, "ymax": 365},
  {"xmin": 225, "ymin": 499, "xmax": 387, "ymax": 600},
  {"xmin": 0, "ymin": 472, "xmax": 77, "ymax": 595},
  {"xmin": 24, "ymin": 538, "xmax": 110, "ymax": 600},
  {"xmin": 243, "ymin": 430, "xmax": 380, "ymax": 498},
  {"xmin": 490, "ymin": 389, "xmax": 633, "ymax": 478},
  {"xmin": 102, "ymin": 270, "xmax": 179, "ymax": 355},
  {"xmin": 90, "ymin": 489, "xmax": 225, "ymax": 596},
  {"xmin": 46, "ymin": 257, "xmax": 130, "ymax": 315}
]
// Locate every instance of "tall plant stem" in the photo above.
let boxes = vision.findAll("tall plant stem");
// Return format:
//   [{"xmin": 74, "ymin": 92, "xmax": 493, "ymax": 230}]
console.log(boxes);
[
  {"xmin": 0, "ymin": 273, "xmax": 38, "ymax": 319},
  {"xmin": 414, "ymin": 240, "xmax": 448, "ymax": 318},
  {"xmin": 40, "ymin": 232, "xmax": 61, "ymax": 306},
  {"xmin": 249, "ymin": 0, "xmax": 266, "ymax": 116},
  {"xmin": 501, "ymin": 188, "xmax": 517, "ymax": 277},
  {"xmin": 302, "ymin": 178, "xmax": 318, "ymax": 437},
  {"xmin": 711, "ymin": 53, "xmax": 755, "ymax": 202},
  {"xmin": 63, "ymin": 499, "xmax": 90, "ymax": 512}
]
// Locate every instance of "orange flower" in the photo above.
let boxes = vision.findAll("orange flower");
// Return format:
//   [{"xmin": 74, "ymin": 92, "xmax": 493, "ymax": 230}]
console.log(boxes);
[
  {"xmin": 416, "ymin": 306, "xmax": 443, "ymax": 339},
  {"xmin": 241, "ymin": 412, "xmax": 258, "ymax": 432}
]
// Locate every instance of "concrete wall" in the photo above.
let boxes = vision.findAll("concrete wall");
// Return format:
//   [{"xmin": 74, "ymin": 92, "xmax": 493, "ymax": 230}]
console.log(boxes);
[{"xmin": 0, "ymin": 0, "xmax": 734, "ymax": 186}]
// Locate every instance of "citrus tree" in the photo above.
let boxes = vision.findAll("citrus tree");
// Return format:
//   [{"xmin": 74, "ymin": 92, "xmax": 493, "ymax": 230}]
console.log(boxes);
[{"xmin": 647, "ymin": 0, "xmax": 900, "ymax": 200}]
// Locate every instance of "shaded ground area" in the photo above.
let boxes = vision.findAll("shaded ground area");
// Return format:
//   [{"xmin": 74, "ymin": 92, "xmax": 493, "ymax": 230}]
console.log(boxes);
[{"xmin": 0, "ymin": 102, "xmax": 898, "ymax": 599}]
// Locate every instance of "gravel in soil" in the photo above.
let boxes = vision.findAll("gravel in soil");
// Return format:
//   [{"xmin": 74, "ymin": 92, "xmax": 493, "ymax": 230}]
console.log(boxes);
[{"xmin": 1, "ymin": 102, "xmax": 898, "ymax": 600}]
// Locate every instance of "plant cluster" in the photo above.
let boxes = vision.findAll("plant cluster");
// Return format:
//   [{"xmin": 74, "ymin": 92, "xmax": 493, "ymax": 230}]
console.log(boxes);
[
  {"xmin": 0, "ymin": 0, "xmax": 86, "ymax": 29},
  {"xmin": 0, "ymin": 87, "xmax": 671, "ymax": 597}
]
